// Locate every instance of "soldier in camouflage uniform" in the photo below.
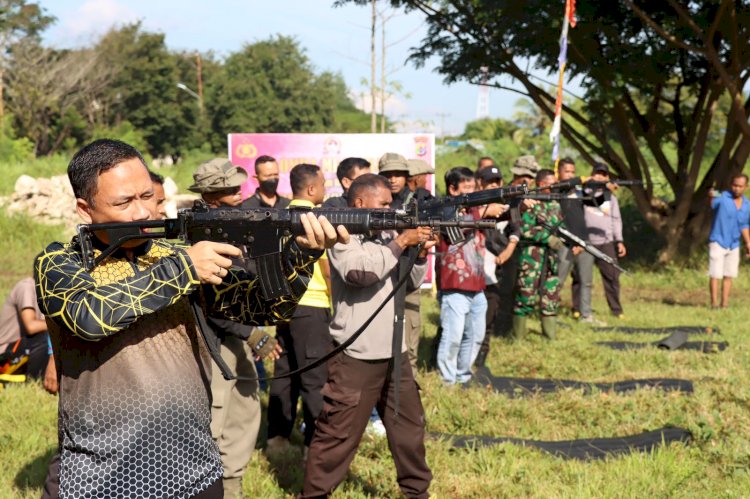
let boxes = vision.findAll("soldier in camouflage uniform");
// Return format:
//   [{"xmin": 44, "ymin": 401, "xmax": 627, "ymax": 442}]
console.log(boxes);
[{"xmin": 513, "ymin": 168, "xmax": 565, "ymax": 340}]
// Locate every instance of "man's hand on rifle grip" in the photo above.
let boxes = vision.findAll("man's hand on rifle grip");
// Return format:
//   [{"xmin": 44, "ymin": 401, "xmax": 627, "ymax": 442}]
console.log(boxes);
[
  {"xmin": 295, "ymin": 212, "xmax": 350, "ymax": 250},
  {"xmin": 186, "ymin": 241, "xmax": 241, "ymax": 285},
  {"xmin": 395, "ymin": 227, "xmax": 433, "ymax": 250},
  {"xmin": 418, "ymin": 229, "xmax": 439, "ymax": 258},
  {"xmin": 482, "ymin": 203, "xmax": 508, "ymax": 218},
  {"xmin": 521, "ymin": 199, "xmax": 538, "ymax": 211}
]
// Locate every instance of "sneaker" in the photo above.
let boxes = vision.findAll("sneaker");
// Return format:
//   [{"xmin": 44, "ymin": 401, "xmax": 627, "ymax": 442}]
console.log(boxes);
[
  {"xmin": 614, "ymin": 313, "xmax": 625, "ymax": 319},
  {"xmin": 367, "ymin": 419, "xmax": 386, "ymax": 437},
  {"xmin": 572, "ymin": 311, "xmax": 581, "ymax": 319},
  {"xmin": 578, "ymin": 316, "xmax": 606, "ymax": 326}
]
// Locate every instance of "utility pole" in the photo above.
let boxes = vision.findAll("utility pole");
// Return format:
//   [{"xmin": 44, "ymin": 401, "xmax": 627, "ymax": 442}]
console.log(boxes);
[
  {"xmin": 476, "ymin": 66, "xmax": 490, "ymax": 119},
  {"xmin": 436, "ymin": 112, "xmax": 450, "ymax": 140},
  {"xmin": 380, "ymin": 8, "xmax": 386, "ymax": 133},
  {"xmin": 196, "ymin": 52, "xmax": 204, "ymax": 116},
  {"xmin": 370, "ymin": 0, "xmax": 377, "ymax": 133}
]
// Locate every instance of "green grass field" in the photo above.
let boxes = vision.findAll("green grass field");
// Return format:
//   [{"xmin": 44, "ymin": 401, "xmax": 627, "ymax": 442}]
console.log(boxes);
[{"xmin": 2, "ymin": 211, "xmax": 750, "ymax": 498}]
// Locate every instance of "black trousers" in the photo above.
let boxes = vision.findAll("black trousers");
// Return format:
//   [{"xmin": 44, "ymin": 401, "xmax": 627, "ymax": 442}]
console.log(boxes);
[
  {"xmin": 572, "ymin": 242, "xmax": 623, "ymax": 315},
  {"xmin": 26, "ymin": 332, "xmax": 50, "ymax": 379},
  {"xmin": 495, "ymin": 248, "xmax": 520, "ymax": 336},
  {"xmin": 479, "ymin": 283, "xmax": 502, "ymax": 357},
  {"xmin": 267, "ymin": 305, "xmax": 332, "ymax": 446}
]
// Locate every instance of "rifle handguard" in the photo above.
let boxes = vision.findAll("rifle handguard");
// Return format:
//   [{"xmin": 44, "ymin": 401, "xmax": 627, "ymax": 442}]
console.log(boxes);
[{"xmin": 248, "ymin": 329, "xmax": 278, "ymax": 358}]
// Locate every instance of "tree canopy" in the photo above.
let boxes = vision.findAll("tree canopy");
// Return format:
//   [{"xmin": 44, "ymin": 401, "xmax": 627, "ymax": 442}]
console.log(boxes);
[
  {"xmin": 340, "ymin": 0, "xmax": 750, "ymax": 260},
  {"xmin": 1, "ymin": 22, "xmax": 372, "ymax": 159}
]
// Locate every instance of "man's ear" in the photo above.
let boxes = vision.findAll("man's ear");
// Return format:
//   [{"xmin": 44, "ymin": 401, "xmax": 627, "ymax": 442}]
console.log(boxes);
[
  {"xmin": 353, "ymin": 197, "xmax": 364, "ymax": 208},
  {"xmin": 76, "ymin": 198, "xmax": 93, "ymax": 224},
  {"xmin": 341, "ymin": 177, "xmax": 352, "ymax": 191},
  {"xmin": 448, "ymin": 184, "xmax": 458, "ymax": 196}
]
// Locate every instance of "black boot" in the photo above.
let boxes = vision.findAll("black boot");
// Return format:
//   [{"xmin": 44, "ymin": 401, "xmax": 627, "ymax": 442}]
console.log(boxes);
[
  {"xmin": 474, "ymin": 349, "xmax": 488, "ymax": 368},
  {"xmin": 429, "ymin": 326, "xmax": 443, "ymax": 370}
]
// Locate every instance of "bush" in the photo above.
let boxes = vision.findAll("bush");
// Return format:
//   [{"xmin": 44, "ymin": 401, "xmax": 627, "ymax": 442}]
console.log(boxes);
[
  {"xmin": 0, "ymin": 121, "xmax": 35, "ymax": 163},
  {"xmin": 90, "ymin": 121, "xmax": 150, "ymax": 156}
]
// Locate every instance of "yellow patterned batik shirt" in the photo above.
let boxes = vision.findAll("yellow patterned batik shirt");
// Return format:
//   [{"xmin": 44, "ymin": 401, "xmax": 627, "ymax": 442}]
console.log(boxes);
[{"xmin": 35, "ymin": 236, "xmax": 317, "ymax": 499}]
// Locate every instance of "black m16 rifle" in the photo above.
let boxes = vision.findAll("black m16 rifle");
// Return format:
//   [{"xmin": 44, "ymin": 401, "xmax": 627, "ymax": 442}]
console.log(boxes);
[
  {"xmin": 77, "ymin": 201, "xmax": 500, "ymax": 300},
  {"xmin": 540, "ymin": 221, "xmax": 627, "ymax": 273},
  {"xmin": 411, "ymin": 183, "xmax": 529, "ymax": 244},
  {"xmin": 545, "ymin": 177, "xmax": 643, "ymax": 192}
]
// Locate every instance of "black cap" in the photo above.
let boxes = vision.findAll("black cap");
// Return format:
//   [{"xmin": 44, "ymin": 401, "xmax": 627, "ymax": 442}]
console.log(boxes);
[
  {"xmin": 476, "ymin": 166, "xmax": 503, "ymax": 183},
  {"xmin": 592, "ymin": 162, "xmax": 610, "ymax": 175}
]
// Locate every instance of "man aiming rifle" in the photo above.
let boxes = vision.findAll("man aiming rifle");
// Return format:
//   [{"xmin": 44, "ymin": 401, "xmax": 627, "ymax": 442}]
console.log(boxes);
[
  {"xmin": 35, "ymin": 139, "xmax": 348, "ymax": 499},
  {"xmin": 302, "ymin": 173, "xmax": 436, "ymax": 498}
]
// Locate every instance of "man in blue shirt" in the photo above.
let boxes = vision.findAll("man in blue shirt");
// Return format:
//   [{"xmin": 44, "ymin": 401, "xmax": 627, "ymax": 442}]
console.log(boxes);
[{"xmin": 709, "ymin": 173, "xmax": 750, "ymax": 308}]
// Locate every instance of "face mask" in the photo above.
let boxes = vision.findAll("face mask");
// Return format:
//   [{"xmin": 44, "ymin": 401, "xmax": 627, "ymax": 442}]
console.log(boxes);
[{"xmin": 259, "ymin": 178, "xmax": 279, "ymax": 196}]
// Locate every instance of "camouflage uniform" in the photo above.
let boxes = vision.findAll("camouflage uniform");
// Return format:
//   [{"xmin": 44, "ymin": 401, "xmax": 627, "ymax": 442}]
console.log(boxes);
[{"xmin": 513, "ymin": 201, "xmax": 563, "ymax": 317}]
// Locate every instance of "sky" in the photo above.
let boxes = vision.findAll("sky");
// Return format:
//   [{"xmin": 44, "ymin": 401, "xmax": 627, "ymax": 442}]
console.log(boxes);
[{"xmin": 41, "ymin": 0, "xmax": 563, "ymax": 136}]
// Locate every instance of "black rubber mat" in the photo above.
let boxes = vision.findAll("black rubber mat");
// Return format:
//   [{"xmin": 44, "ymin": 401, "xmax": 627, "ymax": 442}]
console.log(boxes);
[
  {"xmin": 593, "ymin": 325, "xmax": 719, "ymax": 335},
  {"xmin": 596, "ymin": 331, "xmax": 728, "ymax": 353},
  {"xmin": 431, "ymin": 427, "xmax": 692, "ymax": 460},
  {"xmin": 470, "ymin": 367, "xmax": 693, "ymax": 395}
]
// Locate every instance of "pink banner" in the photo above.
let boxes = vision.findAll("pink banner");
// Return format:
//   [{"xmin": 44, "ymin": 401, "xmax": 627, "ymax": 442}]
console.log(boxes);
[
  {"xmin": 228, "ymin": 133, "xmax": 435, "ymax": 199},
  {"xmin": 228, "ymin": 133, "xmax": 437, "ymax": 286}
]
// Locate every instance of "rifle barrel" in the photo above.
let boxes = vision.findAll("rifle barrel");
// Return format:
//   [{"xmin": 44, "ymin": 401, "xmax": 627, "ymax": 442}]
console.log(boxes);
[{"xmin": 420, "ymin": 184, "xmax": 528, "ymax": 211}]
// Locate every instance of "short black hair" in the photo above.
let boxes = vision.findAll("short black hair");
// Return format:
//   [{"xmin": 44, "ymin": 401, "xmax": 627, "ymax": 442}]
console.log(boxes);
[
  {"xmin": 558, "ymin": 157, "xmax": 575, "ymax": 167},
  {"xmin": 536, "ymin": 168, "xmax": 556, "ymax": 184},
  {"xmin": 445, "ymin": 166, "xmax": 475, "ymax": 191},
  {"xmin": 68, "ymin": 139, "xmax": 147, "ymax": 205},
  {"xmin": 255, "ymin": 155, "xmax": 277, "ymax": 167},
  {"xmin": 347, "ymin": 173, "xmax": 389, "ymax": 207},
  {"xmin": 336, "ymin": 157, "xmax": 371, "ymax": 184},
  {"xmin": 732, "ymin": 173, "xmax": 749, "ymax": 184},
  {"xmin": 290, "ymin": 163, "xmax": 320, "ymax": 196},
  {"xmin": 149, "ymin": 171, "xmax": 164, "ymax": 185}
]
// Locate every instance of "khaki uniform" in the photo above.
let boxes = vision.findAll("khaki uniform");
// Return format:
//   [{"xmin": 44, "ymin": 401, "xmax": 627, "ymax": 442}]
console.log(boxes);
[
  {"xmin": 404, "ymin": 290, "xmax": 422, "ymax": 372},
  {"xmin": 210, "ymin": 335, "xmax": 260, "ymax": 499}
]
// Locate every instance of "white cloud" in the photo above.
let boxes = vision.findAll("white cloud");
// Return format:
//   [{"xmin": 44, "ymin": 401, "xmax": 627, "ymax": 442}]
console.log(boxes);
[
  {"xmin": 351, "ymin": 89, "xmax": 410, "ymax": 116},
  {"xmin": 60, "ymin": 0, "xmax": 138, "ymax": 39},
  {"xmin": 392, "ymin": 119, "xmax": 437, "ymax": 134}
]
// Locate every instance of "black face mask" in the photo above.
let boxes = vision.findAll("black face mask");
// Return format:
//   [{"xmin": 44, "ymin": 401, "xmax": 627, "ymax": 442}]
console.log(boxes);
[{"xmin": 259, "ymin": 178, "xmax": 279, "ymax": 196}]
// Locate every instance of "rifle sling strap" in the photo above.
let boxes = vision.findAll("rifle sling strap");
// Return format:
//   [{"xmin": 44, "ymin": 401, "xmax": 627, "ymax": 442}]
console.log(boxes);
[
  {"xmin": 229, "ymin": 244, "xmax": 422, "ymax": 383},
  {"xmin": 189, "ymin": 292, "xmax": 236, "ymax": 381},
  {"xmin": 390, "ymin": 247, "xmax": 416, "ymax": 417}
]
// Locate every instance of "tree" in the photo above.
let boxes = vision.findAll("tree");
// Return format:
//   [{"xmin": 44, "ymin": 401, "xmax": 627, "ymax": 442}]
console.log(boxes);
[
  {"xmin": 94, "ymin": 23, "xmax": 195, "ymax": 158},
  {"xmin": 338, "ymin": 0, "xmax": 750, "ymax": 261},
  {"xmin": 0, "ymin": 0, "xmax": 54, "ymax": 122},
  {"xmin": 174, "ymin": 50, "xmax": 222, "ymax": 151},
  {"xmin": 319, "ymin": 71, "xmax": 374, "ymax": 132},
  {"xmin": 5, "ymin": 41, "xmax": 113, "ymax": 155},
  {"xmin": 205, "ymin": 36, "xmax": 341, "ymax": 149}
]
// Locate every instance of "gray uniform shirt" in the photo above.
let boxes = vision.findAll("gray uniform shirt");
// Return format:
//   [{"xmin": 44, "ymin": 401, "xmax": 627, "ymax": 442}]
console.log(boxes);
[{"xmin": 328, "ymin": 232, "xmax": 427, "ymax": 360}]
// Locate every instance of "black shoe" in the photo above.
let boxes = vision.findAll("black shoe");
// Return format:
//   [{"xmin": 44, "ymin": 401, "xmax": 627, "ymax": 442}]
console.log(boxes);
[{"xmin": 474, "ymin": 350, "xmax": 487, "ymax": 368}]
